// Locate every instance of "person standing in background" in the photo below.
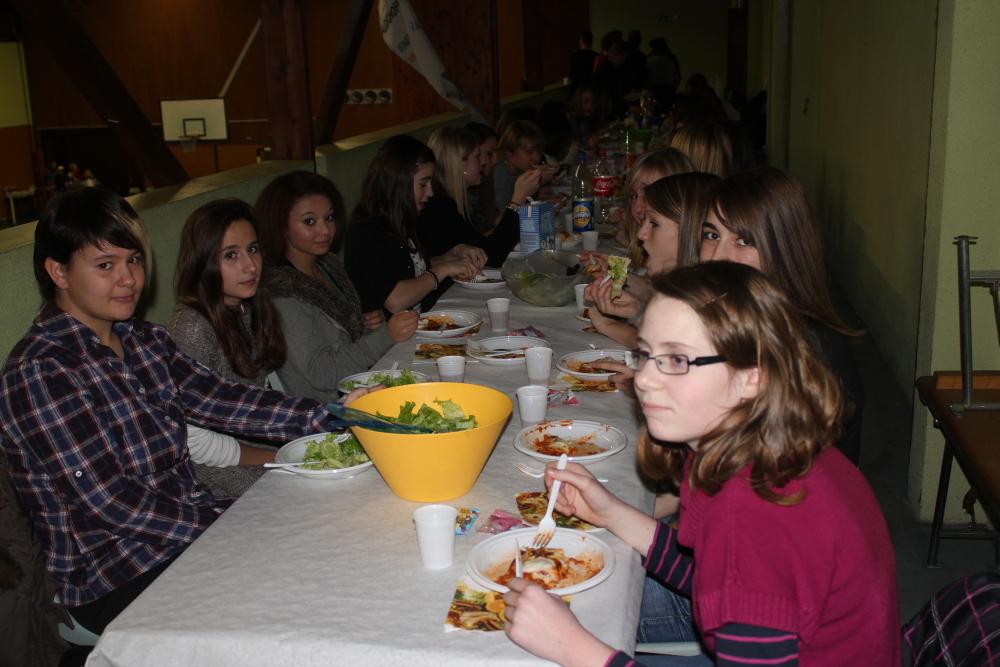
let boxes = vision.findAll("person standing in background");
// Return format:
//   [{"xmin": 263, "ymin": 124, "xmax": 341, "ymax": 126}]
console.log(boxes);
[{"xmin": 569, "ymin": 30, "xmax": 597, "ymax": 91}]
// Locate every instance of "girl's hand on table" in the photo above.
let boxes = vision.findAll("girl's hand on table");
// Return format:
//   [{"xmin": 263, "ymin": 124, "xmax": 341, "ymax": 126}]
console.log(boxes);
[
  {"xmin": 588, "ymin": 360, "xmax": 635, "ymax": 396},
  {"xmin": 503, "ymin": 578, "xmax": 614, "ymax": 666},
  {"xmin": 452, "ymin": 244, "xmax": 487, "ymax": 270},
  {"xmin": 362, "ymin": 310, "xmax": 385, "ymax": 330},
  {"xmin": 387, "ymin": 310, "xmax": 419, "ymax": 342},
  {"xmin": 433, "ymin": 257, "xmax": 479, "ymax": 282}
]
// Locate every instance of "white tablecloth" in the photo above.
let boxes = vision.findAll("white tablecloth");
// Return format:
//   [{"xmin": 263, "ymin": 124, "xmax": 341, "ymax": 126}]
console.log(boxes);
[{"xmin": 88, "ymin": 282, "xmax": 652, "ymax": 667}]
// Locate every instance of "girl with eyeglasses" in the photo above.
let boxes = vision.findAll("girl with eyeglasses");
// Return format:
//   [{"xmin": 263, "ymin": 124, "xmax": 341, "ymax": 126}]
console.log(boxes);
[{"xmin": 501, "ymin": 261, "xmax": 899, "ymax": 666}]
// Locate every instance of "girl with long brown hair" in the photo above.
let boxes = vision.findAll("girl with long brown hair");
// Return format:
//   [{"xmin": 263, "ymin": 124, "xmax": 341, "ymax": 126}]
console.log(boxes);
[
  {"xmin": 169, "ymin": 198, "xmax": 288, "ymax": 495},
  {"xmin": 698, "ymin": 166, "xmax": 864, "ymax": 464},
  {"xmin": 500, "ymin": 262, "xmax": 898, "ymax": 665}
]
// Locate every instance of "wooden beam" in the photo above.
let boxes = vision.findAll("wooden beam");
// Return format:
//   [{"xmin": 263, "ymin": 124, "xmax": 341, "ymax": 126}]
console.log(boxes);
[
  {"xmin": 315, "ymin": 0, "xmax": 374, "ymax": 145},
  {"xmin": 9, "ymin": 0, "xmax": 188, "ymax": 187},
  {"xmin": 485, "ymin": 0, "xmax": 500, "ymax": 126},
  {"xmin": 260, "ymin": 0, "xmax": 313, "ymax": 161},
  {"xmin": 520, "ymin": 0, "xmax": 543, "ymax": 91}
]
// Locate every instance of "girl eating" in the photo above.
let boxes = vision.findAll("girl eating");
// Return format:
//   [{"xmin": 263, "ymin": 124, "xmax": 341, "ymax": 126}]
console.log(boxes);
[
  {"xmin": 346, "ymin": 135, "xmax": 482, "ymax": 314},
  {"xmin": 255, "ymin": 171, "xmax": 417, "ymax": 401},
  {"xmin": 502, "ymin": 261, "xmax": 899, "ymax": 665},
  {"xmin": 419, "ymin": 126, "xmax": 524, "ymax": 267}
]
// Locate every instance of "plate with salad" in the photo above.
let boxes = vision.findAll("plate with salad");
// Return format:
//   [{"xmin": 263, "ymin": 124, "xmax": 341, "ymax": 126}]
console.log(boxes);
[
  {"xmin": 273, "ymin": 432, "xmax": 373, "ymax": 478},
  {"xmin": 337, "ymin": 368, "xmax": 429, "ymax": 394}
]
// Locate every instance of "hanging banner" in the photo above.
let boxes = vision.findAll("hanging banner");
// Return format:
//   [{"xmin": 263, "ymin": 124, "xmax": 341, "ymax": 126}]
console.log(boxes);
[{"xmin": 378, "ymin": 0, "xmax": 483, "ymax": 120}]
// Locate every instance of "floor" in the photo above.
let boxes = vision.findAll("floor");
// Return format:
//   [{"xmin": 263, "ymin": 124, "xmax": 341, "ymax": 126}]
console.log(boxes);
[{"xmin": 851, "ymin": 328, "xmax": 997, "ymax": 621}]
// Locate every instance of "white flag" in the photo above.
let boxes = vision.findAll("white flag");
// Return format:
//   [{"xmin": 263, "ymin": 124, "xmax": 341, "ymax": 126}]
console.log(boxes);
[{"xmin": 378, "ymin": 0, "xmax": 483, "ymax": 120}]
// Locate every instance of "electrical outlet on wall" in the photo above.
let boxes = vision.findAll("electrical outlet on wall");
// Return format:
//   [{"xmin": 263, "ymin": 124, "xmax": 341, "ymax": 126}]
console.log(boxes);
[{"xmin": 343, "ymin": 88, "xmax": 393, "ymax": 105}]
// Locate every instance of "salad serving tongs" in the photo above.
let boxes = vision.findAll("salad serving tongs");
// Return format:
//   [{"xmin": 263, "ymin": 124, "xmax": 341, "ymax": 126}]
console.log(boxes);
[{"xmin": 323, "ymin": 402, "xmax": 434, "ymax": 435}]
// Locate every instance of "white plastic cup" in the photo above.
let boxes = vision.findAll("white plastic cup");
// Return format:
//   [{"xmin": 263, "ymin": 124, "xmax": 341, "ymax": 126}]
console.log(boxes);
[
  {"xmin": 574, "ymin": 283, "xmax": 588, "ymax": 311},
  {"xmin": 581, "ymin": 230, "xmax": 599, "ymax": 251},
  {"xmin": 487, "ymin": 297, "xmax": 510, "ymax": 332},
  {"xmin": 516, "ymin": 385, "xmax": 548, "ymax": 426},
  {"xmin": 413, "ymin": 504, "xmax": 458, "ymax": 570},
  {"xmin": 436, "ymin": 355, "xmax": 466, "ymax": 382},
  {"xmin": 525, "ymin": 347, "xmax": 553, "ymax": 386},
  {"xmin": 563, "ymin": 212, "xmax": 574, "ymax": 235}
]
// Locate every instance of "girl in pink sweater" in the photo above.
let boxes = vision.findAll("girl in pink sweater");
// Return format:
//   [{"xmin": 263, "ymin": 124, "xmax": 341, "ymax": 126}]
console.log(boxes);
[{"xmin": 502, "ymin": 261, "xmax": 898, "ymax": 666}]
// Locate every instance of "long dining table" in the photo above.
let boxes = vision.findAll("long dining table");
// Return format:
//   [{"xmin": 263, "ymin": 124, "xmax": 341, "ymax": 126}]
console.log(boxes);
[{"xmin": 87, "ymin": 272, "xmax": 653, "ymax": 667}]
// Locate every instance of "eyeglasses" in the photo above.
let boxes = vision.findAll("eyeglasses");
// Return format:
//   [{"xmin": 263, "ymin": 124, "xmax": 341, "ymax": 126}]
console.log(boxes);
[{"xmin": 628, "ymin": 350, "xmax": 727, "ymax": 375}]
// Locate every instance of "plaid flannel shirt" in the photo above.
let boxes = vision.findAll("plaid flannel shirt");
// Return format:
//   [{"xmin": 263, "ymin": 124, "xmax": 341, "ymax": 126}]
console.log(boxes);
[{"xmin": 0, "ymin": 306, "xmax": 331, "ymax": 607}]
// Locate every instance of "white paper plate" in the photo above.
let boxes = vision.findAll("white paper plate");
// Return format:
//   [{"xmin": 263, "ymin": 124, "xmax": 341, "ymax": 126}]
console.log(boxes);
[
  {"xmin": 415, "ymin": 310, "xmax": 483, "ymax": 339},
  {"xmin": 514, "ymin": 419, "xmax": 627, "ymax": 463},
  {"xmin": 467, "ymin": 336, "xmax": 549, "ymax": 366},
  {"xmin": 454, "ymin": 269, "xmax": 506, "ymax": 290},
  {"xmin": 337, "ymin": 369, "xmax": 430, "ymax": 394},
  {"xmin": 556, "ymin": 349, "xmax": 630, "ymax": 380},
  {"xmin": 273, "ymin": 432, "xmax": 373, "ymax": 479},
  {"xmin": 466, "ymin": 527, "xmax": 614, "ymax": 595}
]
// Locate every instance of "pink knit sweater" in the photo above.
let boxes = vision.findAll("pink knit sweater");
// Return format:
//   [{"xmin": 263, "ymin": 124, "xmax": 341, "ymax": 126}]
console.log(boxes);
[{"xmin": 677, "ymin": 447, "xmax": 900, "ymax": 665}]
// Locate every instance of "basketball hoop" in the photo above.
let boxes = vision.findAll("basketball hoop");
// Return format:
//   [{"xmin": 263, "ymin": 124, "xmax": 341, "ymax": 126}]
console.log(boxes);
[{"xmin": 179, "ymin": 134, "xmax": 199, "ymax": 154}]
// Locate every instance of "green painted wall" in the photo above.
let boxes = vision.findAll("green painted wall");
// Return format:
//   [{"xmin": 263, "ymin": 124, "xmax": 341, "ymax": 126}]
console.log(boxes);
[
  {"xmin": 910, "ymin": 0, "xmax": 1000, "ymax": 520},
  {"xmin": 590, "ymin": 0, "xmax": 729, "ymax": 90},
  {"xmin": 783, "ymin": 0, "xmax": 1000, "ymax": 521},
  {"xmin": 786, "ymin": 0, "xmax": 937, "ymax": 390},
  {"xmin": 0, "ymin": 42, "xmax": 31, "ymax": 128}
]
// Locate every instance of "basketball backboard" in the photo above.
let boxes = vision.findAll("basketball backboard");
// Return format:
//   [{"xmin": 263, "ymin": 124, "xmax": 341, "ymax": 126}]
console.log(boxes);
[{"xmin": 160, "ymin": 98, "xmax": 229, "ymax": 142}]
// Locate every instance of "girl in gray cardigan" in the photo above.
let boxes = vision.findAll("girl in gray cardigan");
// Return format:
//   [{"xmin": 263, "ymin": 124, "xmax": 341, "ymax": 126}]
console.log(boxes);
[{"xmin": 255, "ymin": 171, "xmax": 418, "ymax": 402}]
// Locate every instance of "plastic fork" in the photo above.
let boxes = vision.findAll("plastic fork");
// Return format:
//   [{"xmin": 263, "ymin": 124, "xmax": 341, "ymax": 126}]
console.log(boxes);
[
  {"xmin": 516, "ymin": 463, "xmax": 607, "ymax": 484},
  {"xmin": 532, "ymin": 453, "xmax": 568, "ymax": 547}
]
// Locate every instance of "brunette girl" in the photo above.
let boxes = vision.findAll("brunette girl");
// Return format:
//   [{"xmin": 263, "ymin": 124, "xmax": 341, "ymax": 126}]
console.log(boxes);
[
  {"xmin": 255, "ymin": 171, "xmax": 416, "ymax": 401},
  {"xmin": 586, "ymin": 172, "xmax": 717, "ymax": 347},
  {"xmin": 346, "ymin": 135, "xmax": 482, "ymax": 314},
  {"xmin": 419, "ymin": 126, "xmax": 526, "ymax": 267},
  {"xmin": 502, "ymin": 262, "xmax": 899, "ymax": 665},
  {"xmin": 169, "ymin": 198, "xmax": 286, "ymax": 495},
  {"xmin": 697, "ymin": 167, "xmax": 864, "ymax": 463}
]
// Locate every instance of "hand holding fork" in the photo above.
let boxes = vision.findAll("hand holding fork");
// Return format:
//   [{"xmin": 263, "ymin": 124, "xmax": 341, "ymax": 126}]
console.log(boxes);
[{"xmin": 532, "ymin": 453, "xmax": 567, "ymax": 547}]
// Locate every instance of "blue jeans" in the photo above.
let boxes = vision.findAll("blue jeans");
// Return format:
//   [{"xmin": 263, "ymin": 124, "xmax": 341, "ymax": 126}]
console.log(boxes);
[{"xmin": 636, "ymin": 575, "xmax": 700, "ymax": 644}]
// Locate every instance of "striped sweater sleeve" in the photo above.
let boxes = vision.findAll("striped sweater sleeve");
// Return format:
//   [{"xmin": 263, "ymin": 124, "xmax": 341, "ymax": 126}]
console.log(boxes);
[
  {"xmin": 604, "ymin": 623, "xmax": 797, "ymax": 667},
  {"xmin": 715, "ymin": 623, "xmax": 799, "ymax": 665},
  {"xmin": 642, "ymin": 519, "xmax": 694, "ymax": 596}
]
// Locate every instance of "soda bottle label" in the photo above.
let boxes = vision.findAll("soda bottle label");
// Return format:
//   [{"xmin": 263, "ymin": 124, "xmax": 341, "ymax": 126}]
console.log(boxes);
[
  {"xmin": 572, "ymin": 197, "xmax": 595, "ymax": 232},
  {"xmin": 592, "ymin": 176, "xmax": 615, "ymax": 197}
]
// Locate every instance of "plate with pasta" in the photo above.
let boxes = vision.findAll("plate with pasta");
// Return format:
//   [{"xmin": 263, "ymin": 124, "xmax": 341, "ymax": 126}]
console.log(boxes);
[{"xmin": 514, "ymin": 419, "xmax": 627, "ymax": 463}]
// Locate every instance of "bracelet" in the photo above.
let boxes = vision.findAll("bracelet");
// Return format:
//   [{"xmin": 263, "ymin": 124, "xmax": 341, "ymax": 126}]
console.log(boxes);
[
  {"xmin": 507, "ymin": 201, "xmax": 520, "ymax": 213},
  {"xmin": 426, "ymin": 269, "xmax": 440, "ymax": 290}
]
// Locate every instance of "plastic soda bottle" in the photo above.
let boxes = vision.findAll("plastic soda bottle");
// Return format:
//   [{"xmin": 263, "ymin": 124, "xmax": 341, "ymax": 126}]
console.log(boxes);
[
  {"xmin": 571, "ymin": 151, "xmax": 594, "ymax": 232},
  {"xmin": 591, "ymin": 149, "xmax": 615, "ymax": 225}
]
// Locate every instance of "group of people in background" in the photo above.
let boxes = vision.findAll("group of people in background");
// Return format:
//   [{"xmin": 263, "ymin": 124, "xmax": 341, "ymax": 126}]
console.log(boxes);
[{"xmin": 2, "ymin": 48, "xmax": 905, "ymax": 666}]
